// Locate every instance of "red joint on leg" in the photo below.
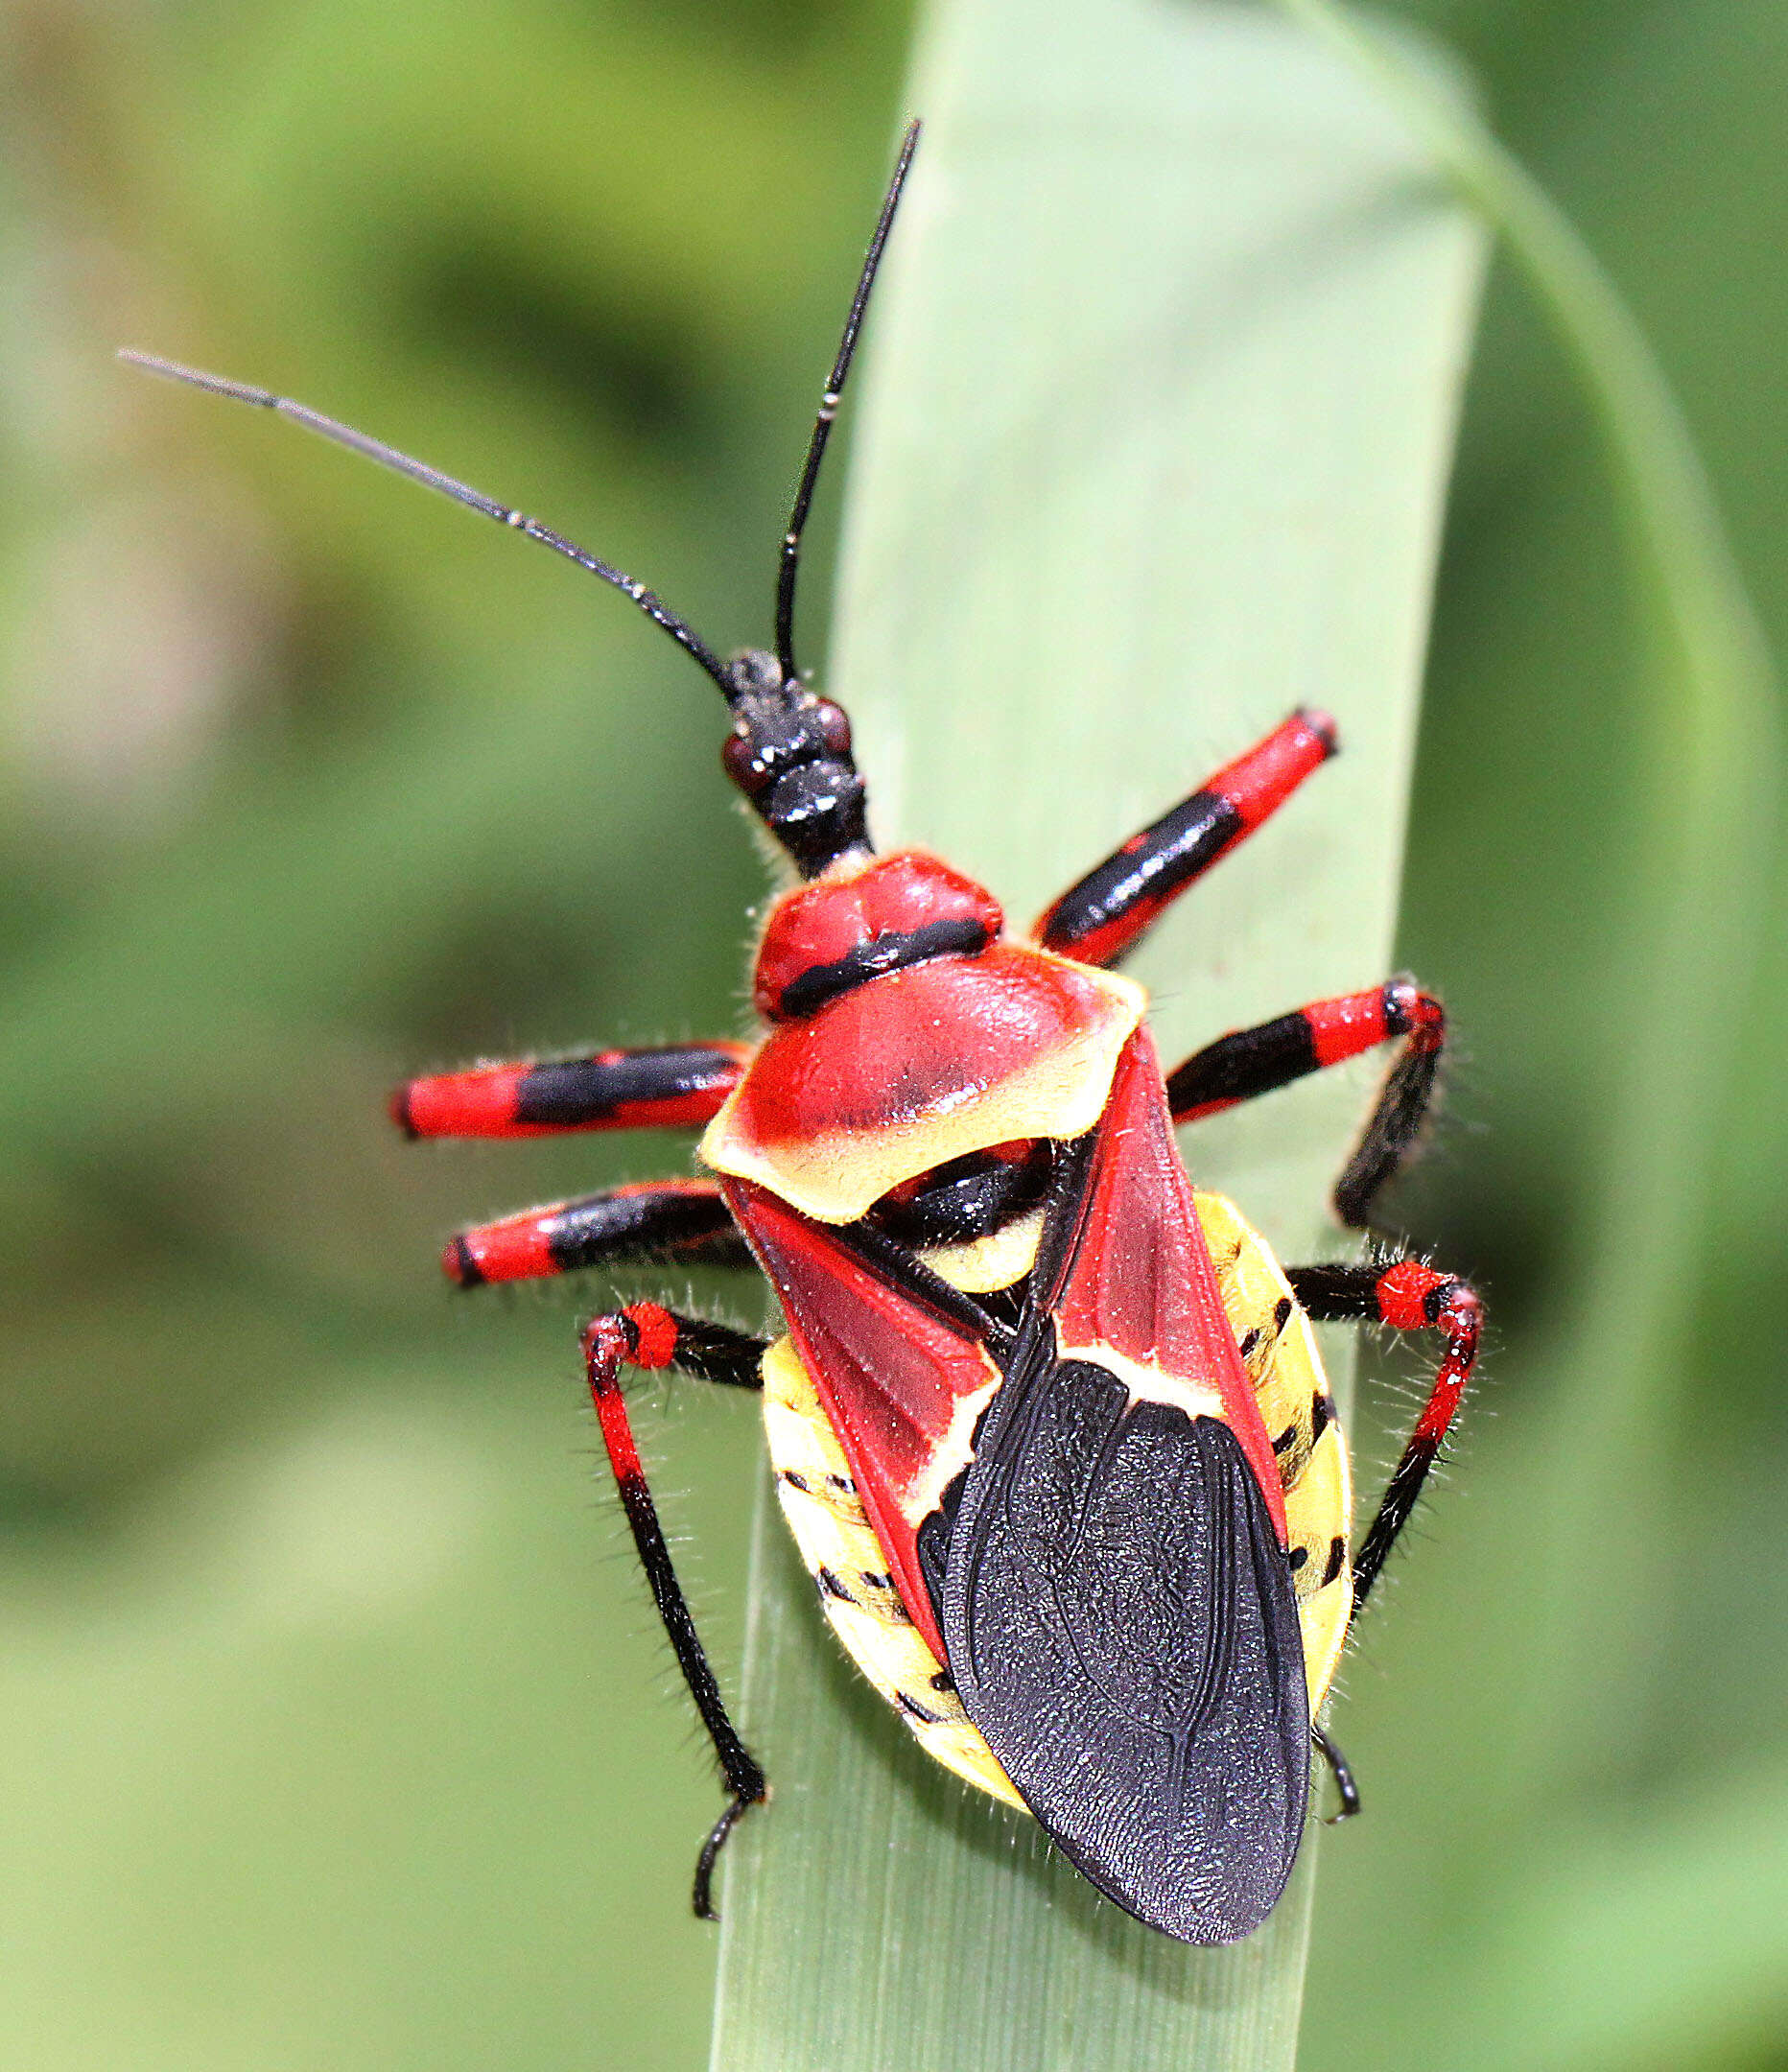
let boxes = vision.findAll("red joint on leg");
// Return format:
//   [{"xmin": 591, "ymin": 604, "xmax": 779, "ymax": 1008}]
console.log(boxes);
[
  {"xmin": 1381, "ymin": 1270, "xmax": 1481, "ymax": 1445},
  {"xmin": 1440, "ymin": 1283, "xmax": 1482, "ymax": 1337},
  {"xmin": 623, "ymin": 1302, "xmax": 680, "ymax": 1371},
  {"xmin": 1376, "ymin": 1260, "xmax": 1449, "ymax": 1331},
  {"xmin": 1385, "ymin": 982, "xmax": 1446, "ymax": 1051},
  {"xmin": 1306, "ymin": 987, "xmax": 1391, "ymax": 1068},
  {"xmin": 582, "ymin": 1313, "xmax": 629, "ymax": 1377},
  {"xmin": 1299, "ymin": 707, "xmax": 1340, "ymax": 756},
  {"xmin": 441, "ymin": 1236, "xmax": 480, "ymax": 1287},
  {"xmin": 447, "ymin": 1210, "xmax": 557, "ymax": 1284},
  {"xmin": 399, "ymin": 1065, "xmax": 529, "ymax": 1139},
  {"xmin": 1214, "ymin": 709, "xmax": 1339, "ymax": 832}
]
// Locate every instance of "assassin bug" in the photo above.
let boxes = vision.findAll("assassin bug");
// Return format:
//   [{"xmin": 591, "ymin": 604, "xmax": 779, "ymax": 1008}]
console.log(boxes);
[{"xmin": 124, "ymin": 120, "xmax": 1481, "ymax": 1945}]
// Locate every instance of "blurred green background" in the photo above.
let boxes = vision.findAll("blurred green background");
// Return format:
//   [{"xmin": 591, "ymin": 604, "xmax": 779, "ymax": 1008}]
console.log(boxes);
[{"xmin": 2, "ymin": 2, "xmax": 1783, "ymax": 2068}]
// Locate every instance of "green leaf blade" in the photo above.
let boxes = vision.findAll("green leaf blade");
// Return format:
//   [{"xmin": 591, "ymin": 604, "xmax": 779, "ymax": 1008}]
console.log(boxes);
[{"xmin": 711, "ymin": 2, "xmax": 1487, "ymax": 2067}]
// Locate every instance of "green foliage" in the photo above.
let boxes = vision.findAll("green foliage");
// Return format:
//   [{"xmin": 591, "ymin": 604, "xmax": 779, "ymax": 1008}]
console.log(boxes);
[{"xmin": 0, "ymin": 2, "xmax": 1782, "ymax": 2068}]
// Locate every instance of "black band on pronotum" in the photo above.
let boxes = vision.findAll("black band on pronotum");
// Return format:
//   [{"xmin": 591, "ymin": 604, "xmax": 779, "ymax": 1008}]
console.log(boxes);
[{"xmin": 774, "ymin": 916, "xmax": 992, "ymax": 1017}]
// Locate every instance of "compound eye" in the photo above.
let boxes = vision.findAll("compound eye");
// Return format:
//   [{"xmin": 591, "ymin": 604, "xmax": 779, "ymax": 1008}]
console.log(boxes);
[
  {"xmin": 812, "ymin": 698, "xmax": 852, "ymax": 757},
  {"xmin": 722, "ymin": 728, "xmax": 773, "ymax": 796}
]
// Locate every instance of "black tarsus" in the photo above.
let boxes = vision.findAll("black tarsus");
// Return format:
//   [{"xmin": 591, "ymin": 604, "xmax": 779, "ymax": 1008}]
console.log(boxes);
[
  {"xmin": 694, "ymin": 1796, "xmax": 756, "ymax": 1922},
  {"xmin": 1311, "ymin": 1722, "xmax": 1360, "ymax": 1823},
  {"xmin": 1332, "ymin": 1035, "xmax": 1444, "ymax": 1229},
  {"xmin": 657, "ymin": 1312, "xmax": 774, "ymax": 1388},
  {"xmin": 774, "ymin": 117, "xmax": 921, "ymax": 686}
]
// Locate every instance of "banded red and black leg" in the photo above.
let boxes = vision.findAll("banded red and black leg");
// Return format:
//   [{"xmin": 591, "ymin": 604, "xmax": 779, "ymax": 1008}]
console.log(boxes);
[
  {"xmin": 1031, "ymin": 709, "xmax": 1337, "ymax": 967},
  {"xmin": 1166, "ymin": 980, "xmax": 1447, "ymax": 1228},
  {"xmin": 582, "ymin": 1300, "xmax": 771, "ymax": 1918},
  {"xmin": 1284, "ymin": 1258, "xmax": 1482, "ymax": 1610},
  {"xmin": 393, "ymin": 1041, "xmax": 750, "ymax": 1141},
  {"xmin": 443, "ymin": 1178, "xmax": 753, "ymax": 1286}
]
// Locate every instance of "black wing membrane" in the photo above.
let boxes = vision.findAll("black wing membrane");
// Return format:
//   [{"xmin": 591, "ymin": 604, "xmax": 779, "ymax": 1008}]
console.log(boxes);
[{"xmin": 940, "ymin": 1331, "xmax": 1310, "ymax": 1943}]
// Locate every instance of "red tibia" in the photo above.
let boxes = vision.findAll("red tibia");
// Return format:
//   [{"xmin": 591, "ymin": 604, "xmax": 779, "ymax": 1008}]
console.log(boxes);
[
  {"xmin": 583, "ymin": 1315, "xmax": 645, "ymax": 1481},
  {"xmin": 1375, "ymin": 1261, "xmax": 1482, "ymax": 1446},
  {"xmin": 1390, "ymin": 981, "xmax": 1446, "ymax": 1051},
  {"xmin": 581, "ymin": 1306, "xmax": 691, "ymax": 1473},
  {"xmin": 1213, "ymin": 708, "xmax": 1338, "ymax": 830},
  {"xmin": 1050, "ymin": 1029, "xmax": 1287, "ymax": 1538}
]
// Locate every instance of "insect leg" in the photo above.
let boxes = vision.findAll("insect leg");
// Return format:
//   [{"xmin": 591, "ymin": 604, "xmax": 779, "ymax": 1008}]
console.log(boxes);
[
  {"xmin": 1165, "ymin": 981, "xmax": 1447, "ymax": 1227},
  {"xmin": 444, "ymin": 1179, "xmax": 752, "ymax": 1285},
  {"xmin": 1030, "ymin": 709, "xmax": 1336, "ymax": 966},
  {"xmin": 1311, "ymin": 1721, "xmax": 1361, "ymax": 1823},
  {"xmin": 1284, "ymin": 1259, "xmax": 1482, "ymax": 1611},
  {"xmin": 583, "ymin": 1301, "xmax": 770, "ymax": 1919},
  {"xmin": 392, "ymin": 1041, "xmax": 749, "ymax": 1140}
]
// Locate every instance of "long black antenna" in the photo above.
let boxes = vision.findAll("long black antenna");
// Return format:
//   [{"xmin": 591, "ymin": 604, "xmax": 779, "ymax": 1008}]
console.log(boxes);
[
  {"xmin": 117, "ymin": 349, "xmax": 737, "ymax": 698},
  {"xmin": 773, "ymin": 118, "xmax": 920, "ymax": 688}
]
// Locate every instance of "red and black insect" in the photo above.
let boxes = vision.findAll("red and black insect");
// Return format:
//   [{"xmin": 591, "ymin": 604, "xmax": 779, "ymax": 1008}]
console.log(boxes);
[{"xmin": 125, "ymin": 122, "xmax": 1481, "ymax": 1945}]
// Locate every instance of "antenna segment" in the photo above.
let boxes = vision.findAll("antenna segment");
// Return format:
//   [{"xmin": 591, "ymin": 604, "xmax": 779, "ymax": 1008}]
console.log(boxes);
[
  {"xmin": 773, "ymin": 118, "xmax": 921, "ymax": 687},
  {"xmin": 117, "ymin": 348, "xmax": 736, "ymax": 698}
]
